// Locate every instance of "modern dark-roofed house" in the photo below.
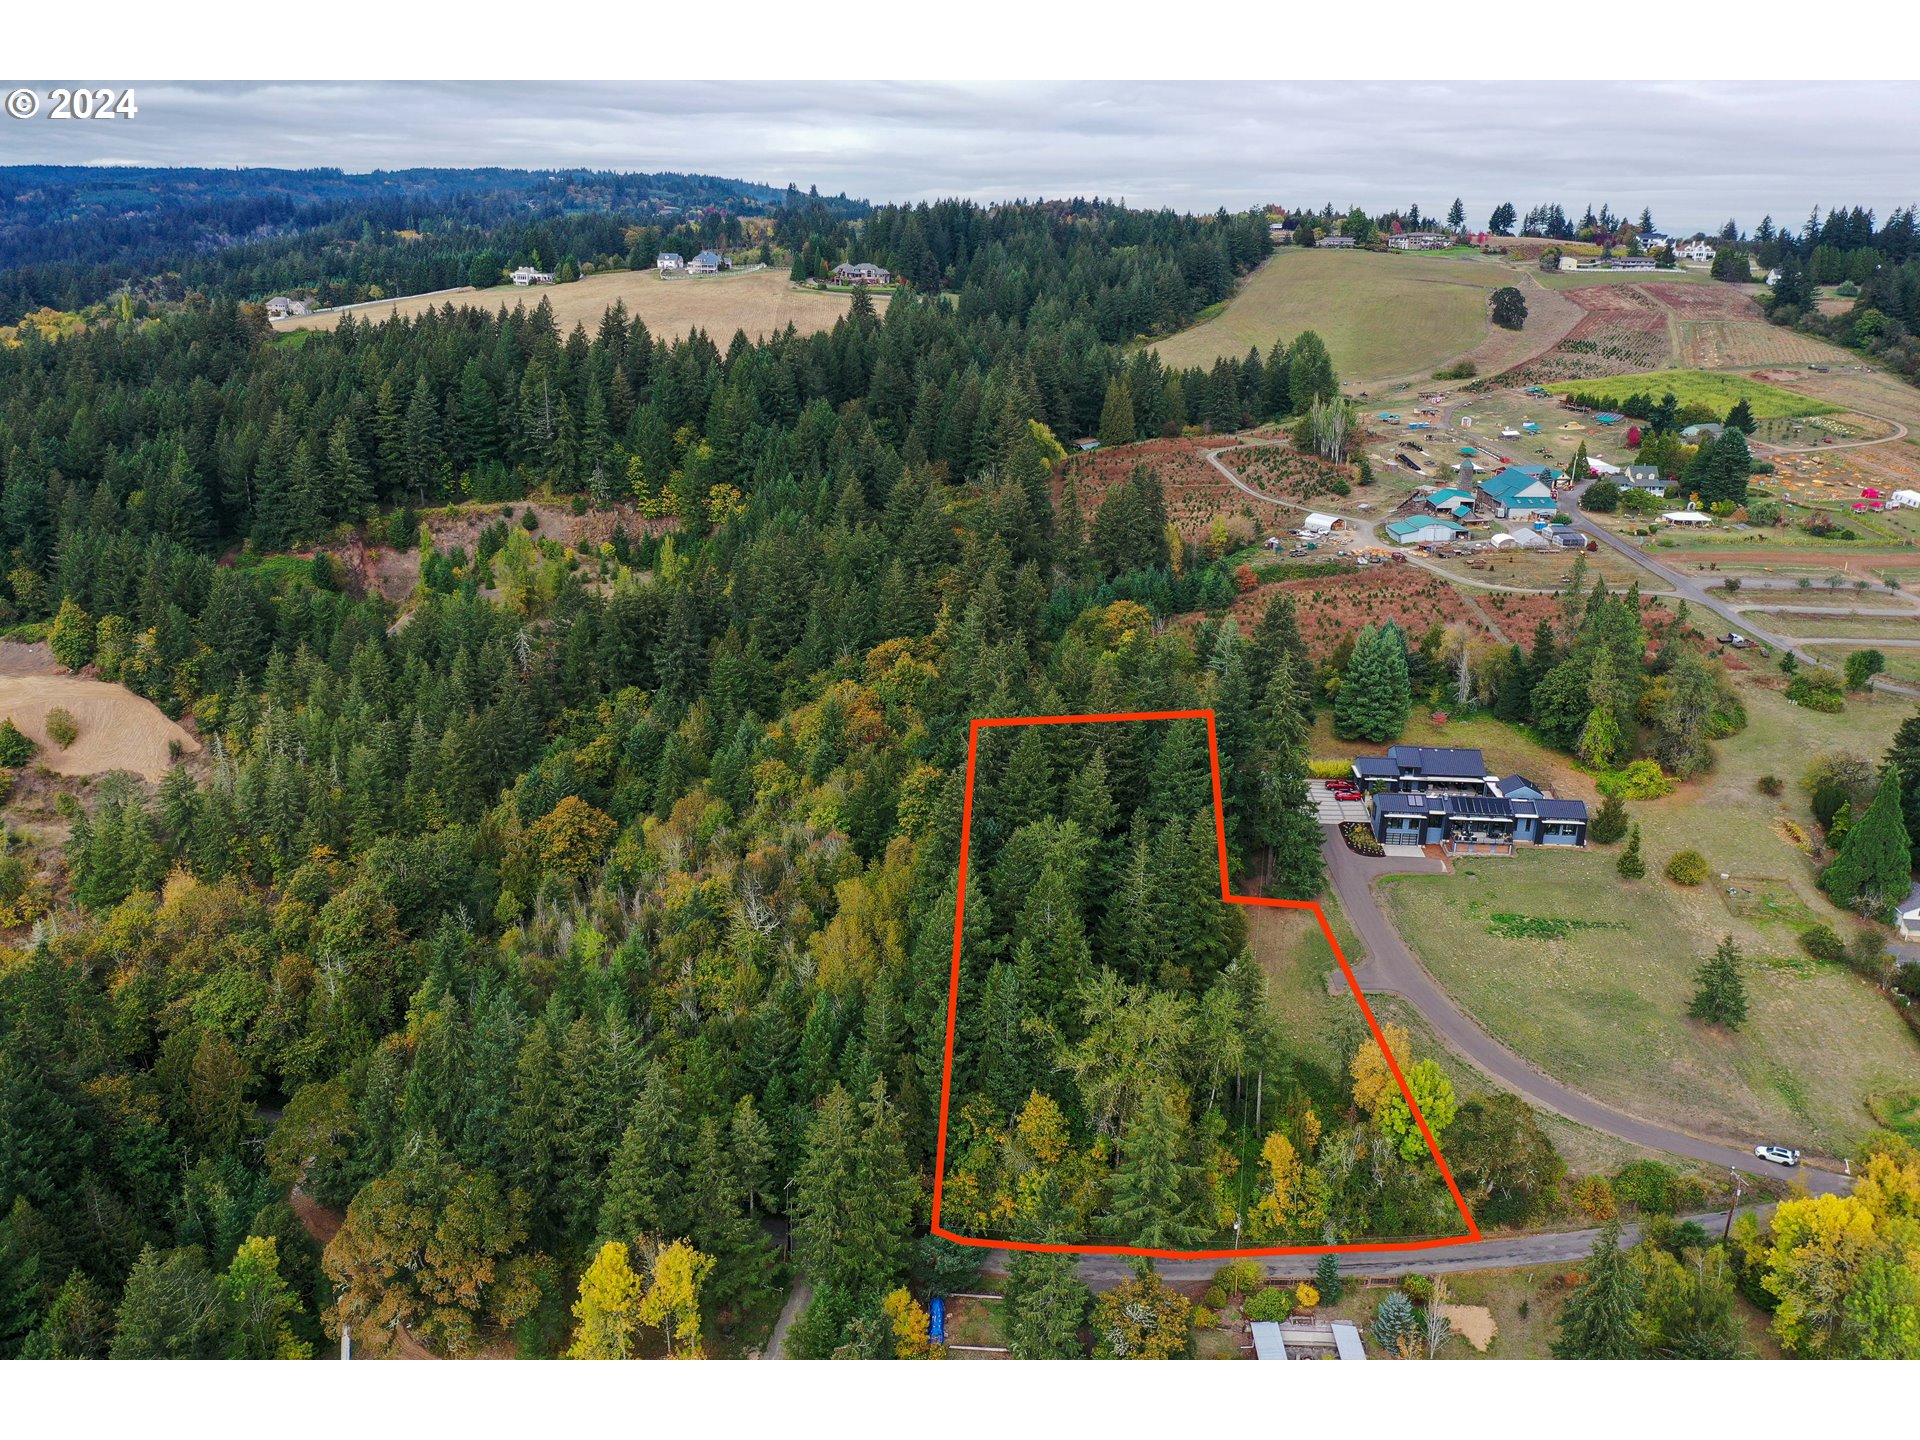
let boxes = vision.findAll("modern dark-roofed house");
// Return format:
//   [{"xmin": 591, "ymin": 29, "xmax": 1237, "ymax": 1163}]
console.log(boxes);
[
  {"xmin": 1351, "ymin": 745, "xmax": 1491, "ymax": 795},
  {"xmin": 1357, "ymin": 749, "xmax": 1586, "ymax": 852},
  {"xmin": 1367, "ymin": 791, "xmax": 1587, "ymax": 854}
]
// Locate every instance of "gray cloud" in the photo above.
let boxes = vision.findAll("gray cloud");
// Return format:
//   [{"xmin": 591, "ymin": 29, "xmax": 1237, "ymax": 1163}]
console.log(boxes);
[{"xmin": 2, "ymin": 80, "xmax": 1914, "ymax": 232}]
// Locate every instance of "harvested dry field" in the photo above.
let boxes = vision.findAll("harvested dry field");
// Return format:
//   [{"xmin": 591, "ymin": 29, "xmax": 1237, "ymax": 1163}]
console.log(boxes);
[
  {"xmin": 272, "ymin": 266, "xmax": 875, "ymax": 345},
  {"xmin": 0, "ymin": 645, "xmax": 198, "ymax": 783}
]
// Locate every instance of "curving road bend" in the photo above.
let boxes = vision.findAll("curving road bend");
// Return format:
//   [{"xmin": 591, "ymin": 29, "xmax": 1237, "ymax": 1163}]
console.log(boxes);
[{"xmin": 1320, "ymin": 836, "xmax": 1852, "ymax": 1196}]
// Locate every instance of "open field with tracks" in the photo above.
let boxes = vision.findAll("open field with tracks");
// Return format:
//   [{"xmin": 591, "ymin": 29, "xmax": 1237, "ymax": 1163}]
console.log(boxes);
[
  {"xmin": 1150, "ymin": 250, "xmax": 1501, "ymax": 382},
  {"xmin": 1740, "ymin": 609, "xmax": 1918, "ymax": 641},
  {"xmin": 270, "ymin": 265, "xmax": 874, "ymax": 343}
]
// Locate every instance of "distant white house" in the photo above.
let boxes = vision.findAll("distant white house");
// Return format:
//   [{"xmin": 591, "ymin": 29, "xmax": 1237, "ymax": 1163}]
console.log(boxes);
[
  {"xmin": 687, "ymin": 250, "xmax": 728, "ymax": 275},
  {"xmin": 1268, "ymin": 222, "xmax": 1293, "ymax": 244},
  {"xmin": 1388, "ymin": 231, "xmax": 1450, "ymax": 251},
  {"xmin": 1662, "ymin": 509, "xmax": 1713, "ymax": 526},
  {"xmin": 1888, "ymin": 488, "xmax": 1920, "ymax": 509},
  {"xmin": 1675, "ymin": 239, "xmax": 1717, "ymax": 263},
  {"xmin": 656, "ymin": 252, "xmax": 685, "ymax": 271},
  {"xmin": 831, "ymin": 261, "xmax": 892, "ymax": 285},
  {"xmin": 1766, "ymin": 268, "xmax": 1784, "ymax": 286},
  {"xmin": 511, "ymin": 266, "xmax": 556, "ymax": 286},
  {"xmin": 263, "ymin": 296, "xmax": 311, "ymax": 318},
  {"xmin": 1316, "ymin": 235, "xmax": 1357, "ymax": 249}
]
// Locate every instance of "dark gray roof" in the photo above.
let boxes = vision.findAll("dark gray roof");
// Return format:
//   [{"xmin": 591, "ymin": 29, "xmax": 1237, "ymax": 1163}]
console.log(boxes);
[
  {"xmin": 1499, "ymin": 774, "xmax": 1540, "ymax": 796},
  {"xmin": 1352, "ymin": 757, "xmax": 1397, "ymax": 777},
  {"xmin": 1387, "ymin": 745, "xmax": 1487, "ymax": 779},
  {"xmin": 1532, "ymin": 798, "xmax": 1590, "ymax": 821}
]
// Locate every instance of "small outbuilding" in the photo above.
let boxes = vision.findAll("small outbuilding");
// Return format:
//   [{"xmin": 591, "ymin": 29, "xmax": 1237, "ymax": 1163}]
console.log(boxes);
[
  {"xmin": 1301, "ymin": 512, "xmax": 1345, "ymax": 536},
  {"xmin": 1889, "ymin": 488, "xmax": 1920, "ymax": 509},
  {"xmin": 1662, "ymin": 510, "xmax": 1713, "ymax": 526}
]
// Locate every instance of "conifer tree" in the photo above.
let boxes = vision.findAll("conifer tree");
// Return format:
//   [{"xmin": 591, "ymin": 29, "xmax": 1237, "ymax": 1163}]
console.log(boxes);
[
  {"xmin": 1689, "ymin": 936, "xmax": 1748, "ymax": 1029},
  {"xmin": 1552, "ymin": 1220, "xmax": 1644, "ymax": 1358},
  {"xmin": 1334, "ymin": 623, "xmax": 1412, "ymax": 742},
  {"xmin": 1105, "ymin": 1087, "xmax": 1206, "ymax": 1250},
  {"xmin": 1003, "ymin": 1251, "xmax": 1091, "ymax": 1358},
  {"xmin": 1820, "ymin": 767, "xmax": 1912, "ymax": 919},
  {"xmin": 1097, "ymin": 377, "xmax": 1136, "ymax": 448},
  {"xmin": 1617, "ymin": 824, "xmax": 1646, "ymax": 878},
  {"xmin": 1590, "ymin": 793, "xmax": 1629, "ymax": 845}
]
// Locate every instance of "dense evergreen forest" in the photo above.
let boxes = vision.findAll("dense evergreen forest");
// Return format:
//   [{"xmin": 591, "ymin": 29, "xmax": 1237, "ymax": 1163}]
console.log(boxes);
[{"xmin": 0, "ymin": 198, "xmax": 1393, "ymax": 1360}]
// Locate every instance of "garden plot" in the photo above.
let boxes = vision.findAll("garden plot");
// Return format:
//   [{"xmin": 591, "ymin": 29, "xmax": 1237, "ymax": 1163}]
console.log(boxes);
[{"xmin": 1496, "ymin": 286, "xmax": 1673, "ymax": 385}]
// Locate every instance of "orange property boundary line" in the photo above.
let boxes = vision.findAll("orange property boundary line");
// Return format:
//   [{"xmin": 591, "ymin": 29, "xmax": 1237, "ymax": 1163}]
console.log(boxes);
[{"xmin": 929, "ymin": 708, "xmax": 1484, "ymax": 1260}]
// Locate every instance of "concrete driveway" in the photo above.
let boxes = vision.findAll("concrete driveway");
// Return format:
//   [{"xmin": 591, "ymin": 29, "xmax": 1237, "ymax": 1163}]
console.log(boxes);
[{"xmin": 1309, "ymin": 780, "xmax": 1369, "ymax": 825}]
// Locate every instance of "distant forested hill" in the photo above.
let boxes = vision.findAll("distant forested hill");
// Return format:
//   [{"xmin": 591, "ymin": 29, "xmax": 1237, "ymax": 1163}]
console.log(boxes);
[{"xmin": 0, "ymin": 166, "xmax": 867, "ymax": 322}]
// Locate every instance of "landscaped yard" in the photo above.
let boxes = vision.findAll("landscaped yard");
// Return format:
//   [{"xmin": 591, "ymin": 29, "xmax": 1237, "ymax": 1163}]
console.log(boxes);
[{"xmin": 1375, "ymin": 680, "xmax": 1920, "ymax": 1159}]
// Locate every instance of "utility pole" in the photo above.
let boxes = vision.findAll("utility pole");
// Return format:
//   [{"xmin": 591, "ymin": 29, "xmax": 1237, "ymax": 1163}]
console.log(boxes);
[{"xmin": 1721, "ymin": 1167, "xmax": 1744, "ymax": 1241}]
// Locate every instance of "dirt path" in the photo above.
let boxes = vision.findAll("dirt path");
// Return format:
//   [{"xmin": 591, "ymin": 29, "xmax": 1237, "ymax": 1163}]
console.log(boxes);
[{"xmin": 760, "ymin": 1279, "xmax": 811, "ymax": 1360}]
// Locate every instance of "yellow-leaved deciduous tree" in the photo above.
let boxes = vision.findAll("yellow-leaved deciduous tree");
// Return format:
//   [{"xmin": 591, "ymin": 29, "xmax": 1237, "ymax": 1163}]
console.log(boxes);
[
  {"xmin": 639, "ymin": 1239, "xmax": 714, "ymax": 1358},
  {"xmin": 1295, "ymin": 1283, "xmax": 1320, "ymax": 1310},
  {"xmin": 882, "ymin": 1287, "xmax": 937, "ymax": 1358},
  {"xmin": 567, "ymin": 1241, "xmax": 644, "ymax": 1359},
  {"xmin": 1350, "ymin": 1022, "xmax": 1414, "ymax": 1117},
  {"xmin": 1247, "ymin": 1130, "xmax": 1328, "ymax": 1241},
  {"xmin": 530, "ymin": 795, "xmax": 618, "ymax": 881},
  {"xmin": 1762, "ymin": 1138, "xmax": 1920, "ymax": 1358}
]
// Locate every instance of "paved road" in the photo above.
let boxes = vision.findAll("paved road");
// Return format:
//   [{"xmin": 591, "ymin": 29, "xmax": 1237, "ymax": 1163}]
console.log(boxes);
[
  {"xmin": 1031, "ymin": 1207, "xmax": 1779, "ymax": 1287},
  {"xmin": 1564, "ymin": 476, "xmax": 1920, "ymax": 697},
  {"xmin": 1321, "ymin": 835, "xmax": 1853, "ymax": 1195}
]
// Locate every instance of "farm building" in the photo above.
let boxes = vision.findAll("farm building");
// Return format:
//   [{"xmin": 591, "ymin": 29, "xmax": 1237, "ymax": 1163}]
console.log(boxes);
[
  {"xmin": 1899, "ymin": 884, "xmax": 1920, "ymax": 942},
  {"xmin": 1478, "ymin": 468, "xmax": 1557, "ymax": 518},
  {"xmin": 1301, "ymin": 512, "xmax": 1346, "ymax": 535},
  {"xmin": 687, "ymin": 250, "xmax": 729, "ymax": 275},
  {"xmin": 1680, "ymin": 422, "xmax": 1724, "ymax": 442},
  {"xmin": 1352, "ymin": 746, "xmax": 1588, "ymax": 852},
  {"xmin": 510, "ymin": 266, "xmax": 556, "ymax": 286},
  {"xmin": 1384, "ymin": 516, "xmax": 1468, "ymax": 546},
  {"xmin": 1885, "ymin": 488, "xmax": 1920, "ymax": 509},
  {"xmin": 1544, "ymin": 524, "xmax": 1590, "ymax": 550},
  {"xmin": 656, "ymin": 252, "xmax": 685, "ymax": 271},
  {"xmin": 1316, "ymin": 235, "xmax": 1357, "ymax": 249},
  {"xmin": 832, "ymin": 261, "xmax": 892, "ymax": 285},
  {"xmin": 1425, "ymin": 487, "xmax": 1476, "ymax": 518},
  {"xmin": 1662, "ymin": 509, "xmax": 1713, "ymax": 526}
]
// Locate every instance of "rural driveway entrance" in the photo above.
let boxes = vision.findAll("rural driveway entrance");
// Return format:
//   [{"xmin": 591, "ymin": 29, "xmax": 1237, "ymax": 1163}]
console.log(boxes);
[{"xmin": 1319, "ymin": 832, "xmax": 1853, "ymax": 1196}]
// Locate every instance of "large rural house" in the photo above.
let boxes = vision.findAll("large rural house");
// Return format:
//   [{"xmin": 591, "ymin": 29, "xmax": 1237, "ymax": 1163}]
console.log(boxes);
[
  {"xmin": 1316, "ymin": 235, "xmax": 1357, "ymax": 248},
  {"xmin": 657, "ymin": 252, "xmax": 685, "ymax": 271},
  {"xmin": 687, "ymin": 250, "xmax": 729, "ymax": 275},
  {"xmin": 510, "ymin": 266, "xmax": 556, "ymax": 286},
  {"xmin": 1388, "ymin": 231, "xmax": 1451, "ymax": 251},
  {"xmin": 831, "ymin": 261, "xmax": 892, "ymax": 284},
  {"xmin": 1478, "ymin": 467, "xmax": 1558, "ymax": 518},
  {"xmin": 1352, "ymin": 746, "xmax": 1590, "ymax": 853}
]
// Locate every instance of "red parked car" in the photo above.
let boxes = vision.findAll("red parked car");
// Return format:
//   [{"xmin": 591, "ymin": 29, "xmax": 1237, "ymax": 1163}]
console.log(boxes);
[{"xmin": 1328, "ymin": 781, "xmax": 1362, "ymax": 800}]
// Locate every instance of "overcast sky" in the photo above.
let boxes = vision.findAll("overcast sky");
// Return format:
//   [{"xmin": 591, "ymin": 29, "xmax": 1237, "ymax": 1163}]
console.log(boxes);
[{"xmin": 4, "ymin": 80, "xmax": 1915, "ymax": 233}]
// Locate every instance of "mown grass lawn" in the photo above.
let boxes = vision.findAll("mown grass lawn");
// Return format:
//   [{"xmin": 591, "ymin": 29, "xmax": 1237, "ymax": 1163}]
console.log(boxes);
[{"xmin": 1377, "ymin": 677, "xmax": 1920, "ymax": 1157}]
